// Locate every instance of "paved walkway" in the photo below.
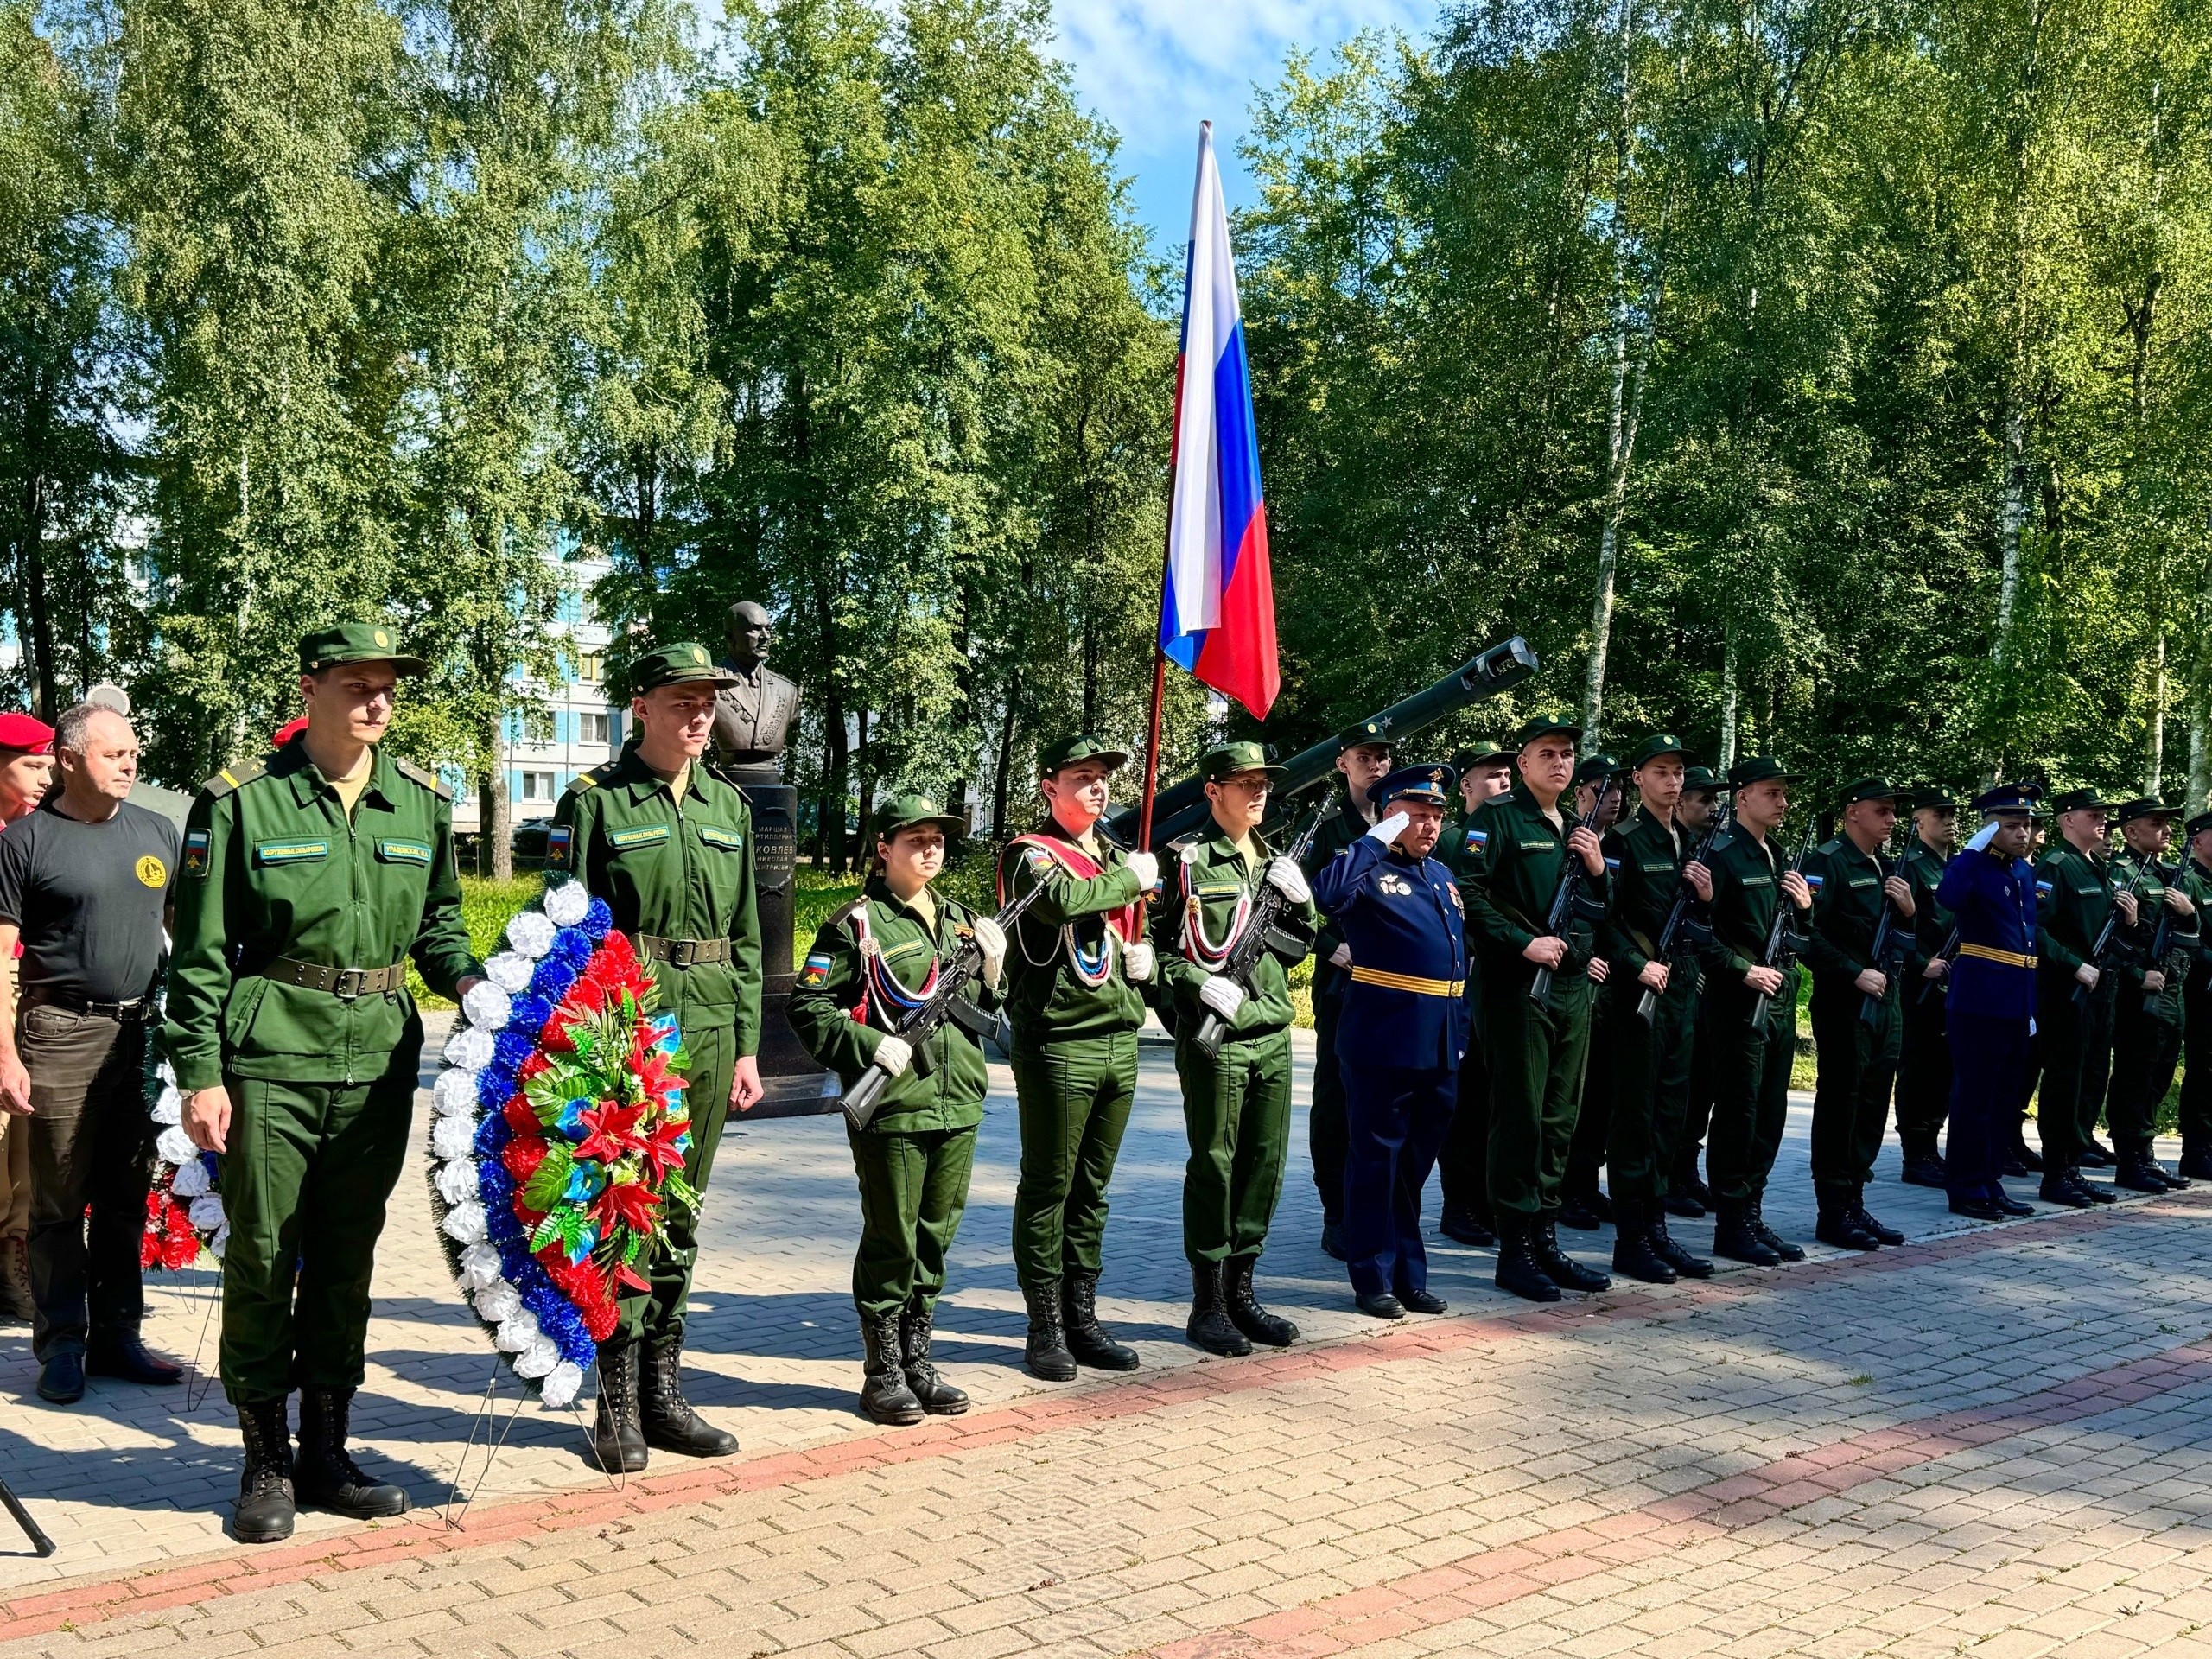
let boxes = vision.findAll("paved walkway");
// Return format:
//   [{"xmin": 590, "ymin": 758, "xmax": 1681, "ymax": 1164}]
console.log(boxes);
[{"xmin": 2, "ymin": 1018, "xmax": 2209, "ymax": 1657}]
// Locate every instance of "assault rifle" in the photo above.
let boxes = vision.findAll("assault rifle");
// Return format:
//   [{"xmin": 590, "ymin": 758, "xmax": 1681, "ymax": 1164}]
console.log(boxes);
[
  {"xmin": 1918, "ymin": 922, "xmax": 1961, "ymax": 1006},
  {"xmin": 1530, "ymin": 769, "xmax": 1624, "ymax": 1007},
  {"xmin": 1636, "ymin": 816, "xmax": 1726, "ymax": 1023},
  {"xmin": 2138, "ymin": 858, "xmax": 2193, "ymax": 1011},
  {"xmin": 2074, "ymin": 852, "xmax": 2158, "ymax": 1011},
  {"xmin": 838, "ymin": 879, "xmax": 1048, "ymax": 1132},
  {"xmin": 1747, "ymin": 839, "xmax": 1815, "ymax": 1028},
  {"xmin": 1860, "ymin": 850, "xmax": 1911, "ymax": 1027},
  {"xmin": 1190, "ymin": 797, "xmax": 1338, "ymax": 1058}
]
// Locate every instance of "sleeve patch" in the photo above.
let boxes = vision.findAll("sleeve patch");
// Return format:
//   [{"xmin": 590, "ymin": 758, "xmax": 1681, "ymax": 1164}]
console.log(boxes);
[
  {"xmin": 1468, "ymin": 829, "xmax": 1488, "ymax": 849},
  {"xmin": 2037, "ymin": 880, "xmax": 2055, "ymax": 898},
  {"xmin": 800, "ymin": 951, "xmax": 834, "ymax": 986},
  {"xmin": 545, "ymin": 823, "xmax": 574, "ymax": 872},
  {"xmin": 1803, "ymin": 873, "xmax": 1826, "ymax": 893},
  {"xmin": 183, "ymin": 827, "xmax": 212, "ymax": 878}
]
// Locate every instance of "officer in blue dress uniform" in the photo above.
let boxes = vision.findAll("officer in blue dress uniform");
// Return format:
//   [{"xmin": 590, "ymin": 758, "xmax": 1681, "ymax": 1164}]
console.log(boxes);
[
  {"xmin": 1936, "ymin": 783, "xmax": 2044, "ymax": 1221},
  {"xmin": 1312, "ymin": 763, "xmax": 1470, "ymax": 1321}
]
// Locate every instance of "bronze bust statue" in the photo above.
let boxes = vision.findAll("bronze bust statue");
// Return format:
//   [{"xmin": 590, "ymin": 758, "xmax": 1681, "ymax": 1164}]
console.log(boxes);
[{"xmin": 712, "ymin": 600, "xmax": 800, "ymax": 785}]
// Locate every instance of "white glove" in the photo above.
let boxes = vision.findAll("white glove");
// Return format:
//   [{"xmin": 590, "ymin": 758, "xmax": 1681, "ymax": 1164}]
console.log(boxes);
[
  {"xmin": 1967, "ymin": 818, "xmax": 2002, "ymax": 853},
  {"xmin": 1331, "ymin": 942, "xmax": 1352, "ymax": 969},
  {"xmin": 971, "ymin": 916, "xmax": 1007, "ymax": 988},
  {"xmin": 872, "ymin": 1034, "xmax": 912, "ymax": 1077},
  {"xmin": 1199, "ymin": 976, "xmax": 1246, "ymax": 1020},
  {"xmin": 1366, "ymin": 810, "xmax": 1410, "ymax": 845},
  {"xmin": 1265, "ymin": 856, "xmax": 1312, "ymax": 906},
  {"xmin": 1124, "ymin": 850, "xmax": 1160, "ymax": 892},
  {"xmin": 1122, "ymin": 938, "xmax": 1155, "ymax": 982}
]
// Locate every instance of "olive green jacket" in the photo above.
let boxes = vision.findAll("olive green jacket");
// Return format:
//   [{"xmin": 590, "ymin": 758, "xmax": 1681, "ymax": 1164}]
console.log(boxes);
[
  {"xmin": 1459, "ymin": 780, "xmax": 1611, "ymax": 981},
  {"xmin": 1300, "ymin": 780, "xmax": 1371, "ymax": 1001},
  {"xmin": 164, "ymin": 740, "xmax": 480, "ymax": 1091},
  {"xmin": 1600, "ymin": 805, "xmax": 1693, "ymax": 977},
  {"xmin": 2110, "ymin": 844, "xmax": 2199, "ymax": 1022},
  {"xmin": 787, "ymin": 876, "xmax": 1001, "ymax": 1134},
  {"xmin": 1802, "ymin": 835, "xmax": 1895, "ymax": 989},
  {"xmin": 550, "ymin": 749, "xmax": 763, "ymax": 1055},
  {"xmin": 1154, "ymin": 823, "xmax": 1320, "ymax": 1042},
  {"xmin": 996, "ymin": 816, "xmax": 1147, "ymax": 1043},
  {"xmin": 2034, "ymin": 841, "xmax": 2116, "ymax": 977},
  {"xmin": 1697, "ymin": 821, "xmax": 1806, "ymax": 984},
  {"xmin": 1898, "ymin": 836, "xmax": 1953, "ymax": 977}
]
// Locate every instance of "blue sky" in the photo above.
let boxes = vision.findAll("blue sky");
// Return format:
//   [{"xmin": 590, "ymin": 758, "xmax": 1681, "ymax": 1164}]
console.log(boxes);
[{"xmin": 1047, "ymin": 0, "xmax": 1435, "ymax": 251}]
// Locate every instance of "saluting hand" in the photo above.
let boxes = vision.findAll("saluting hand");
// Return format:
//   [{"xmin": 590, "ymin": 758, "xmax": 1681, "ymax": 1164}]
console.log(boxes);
[
  {"xmin": 1684, "ymin": 861, "xmax": 1713, "ymax": 901},
  {"xmin": 1782, "ymin": 870, "xmax": 1814, "ymax": 910},
  {"xmin": 1884, "ymin": 874, "xmax": 1916, "ymax": 918},
  {"xmin": 1567, "ymin": 824, "xmax": 1603, "ymax": 876},
  {"xmin": 2114, "ymin": 890, "xmax": 2139, "ymax": 925},
  {"xmin": 185, "ymin": 1085, "xmax": 232, "ymax": 1154}
]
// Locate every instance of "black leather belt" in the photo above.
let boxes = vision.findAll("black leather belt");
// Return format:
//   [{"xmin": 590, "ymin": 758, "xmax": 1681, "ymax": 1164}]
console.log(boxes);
[
  {"xmin": 20, "ymin": 987, "xmax": 157, "ymax": 1022},
  {"xmin": 638, "ymin": 935, "xmax": 732, "ymax": 967},
  {"xmin": 267, "ymin": 958, "xmax": 407, "ymax": 999}
]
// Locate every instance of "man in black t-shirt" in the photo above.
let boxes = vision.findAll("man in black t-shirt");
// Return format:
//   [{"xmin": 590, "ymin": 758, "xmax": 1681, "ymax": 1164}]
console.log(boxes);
[{"xmin": 0, "ymin": 702, "xmax": 182, "ymax": 1405}]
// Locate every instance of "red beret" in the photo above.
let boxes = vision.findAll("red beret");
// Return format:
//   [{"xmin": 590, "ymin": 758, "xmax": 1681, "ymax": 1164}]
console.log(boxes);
[
  {"xmin": 271, "ymin": 715, "xmax": 308, "ymax": 747},
  {"xmin": 0, "ymin": 713, "xmax": 54, "ymax": 755}
]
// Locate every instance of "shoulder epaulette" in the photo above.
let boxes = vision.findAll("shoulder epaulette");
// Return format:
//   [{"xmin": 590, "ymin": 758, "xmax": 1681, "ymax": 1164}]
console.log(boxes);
[
  {"xmin": 1169, "ymin": 836, "xmax": 1201, "ymax": 863},
  {"xmin": 1816, "ymin": 837, "xmax": 1843, "ymax": 855},
  {"xmin": 392, "ymin": 757, "xmax": 454, "ymax": 801},
  {"xmin": 200, "ymin": 754, "xmax": 270, "ymax": 798},
  {"xmin": 566, "ymin": 766, "xmax": 610, "ymax": 797},
  {"xmin": 825, "ymin": 898, "xmax": 866, "ymax": 931}
]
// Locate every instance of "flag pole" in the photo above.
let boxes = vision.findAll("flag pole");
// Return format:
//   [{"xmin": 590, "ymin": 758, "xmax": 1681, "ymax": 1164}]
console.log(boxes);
[{"xmin": 1137, "ymin": 645, "xmax": 1167, "ymax": 850}]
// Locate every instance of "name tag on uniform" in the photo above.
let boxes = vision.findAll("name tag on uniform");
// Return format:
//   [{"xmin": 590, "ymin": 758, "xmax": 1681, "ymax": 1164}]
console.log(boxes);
[
  {"xmin": 255, "ymin": 839, "xmax": 329, "ymax": 867},
  {"xmin": 376, "ymin": 839, "xmax": 434, "ymax": 865},
  {"xmin": 1520, "ymin": 839, "xmax": 1553, "ymax": 851},
  {"xmin": 546, "ymin": 824, "xmax": 574, "ymax": 871},
  {"xmin": 1744, "ymin": 874, "xmax": 1773, "ymax": 888},
  {"xmin": 1848, "ymin": 876, "xmax": 1878, "ymax": 888},
  {"xmin": 184, "ymin": 827, "xmax": 212, "ymax": 878},
  {"xmin": 1194, "ymin": 880, "xmax": 1242, "ymax": 898},
  {"xmin": 696, "ymin": 823, "xmax": 743, "ymax": 851},
  {"xmin": 1641, "ymin": 861, "xmax": 1674, "ymax": 874},
  {"xmin": 607, "ymin": 823, "xmax": 671, "ymax": 851},
  {"xmin": 882, "ymin": 939, "xmax": 931, "ymax": 964}
]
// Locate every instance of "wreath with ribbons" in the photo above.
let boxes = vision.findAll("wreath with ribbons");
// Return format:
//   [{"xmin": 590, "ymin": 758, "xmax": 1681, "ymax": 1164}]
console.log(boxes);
[
  {"xmin": 425, "ymin": 877, "xmax": 696, "ymax": 1409},
  {"xmin": 143, "ymin": 1001, "xmax": 226, "ymax": 1271}
]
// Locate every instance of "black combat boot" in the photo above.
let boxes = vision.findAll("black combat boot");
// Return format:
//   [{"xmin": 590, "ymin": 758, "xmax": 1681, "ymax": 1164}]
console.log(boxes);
[
  {"xmin": 899, "ymin": 1303, "xmax": 969, "ymax": 1414},
  {"xmin": 1816, "ymin": 1200, "xmax": 1881, "ymax": 1251},
  {"xmin": 1493, "ymin": 1215, "xmax": 1560, "ymax": 1303},
  {"xmin": 1554, "ymin": 1175, "xmax": 1602, "ymax": 1232},
  {"xmin": 1747, "ymin": 1197, "xmax": 1806, "ymax": 1261},
  {"xmin": 2179, "ymin": 1142, "xmax": 2212, "ymax": 1180},
  {"xmin": 1063, "ymin": 1271, "xmax": 1140, "ymax": 1370},
  {"xmin": 1711, "ymin": 1197, "xmax": 1779, "ymax": 1266},
  {"xmin": 1021, "ymin": 1282, "xmax": 1077, "ymax": 1381},
  {"xmin": 233, "ymin": 1398, "xmax": 297, "ymax": 1544},
  {"xmin": 1608, "ymin": 1198, "xmax": 1676, "ymax": 1285},
  {"xmin": 1185, "ymin": 1262, "xmax": 1253, "ymax": 1357},
  {"xmin": 1437, "ymin": 1205, "xmax": 1496, "ymax": 1247},
  {"xmin": 859, "ymin": 1311, "xmax": 924, "ymax": 1426},
  {"xmin": 1224, "ymin": 1258, "xmax": 1299, "ymax": 1347},
  {"xmin": 2037, "ymin": 1168, "xmax": 2096, "ymax": 1209},
  {"xmin": 1898, "ymin": 1139, "xmax": 1947, "ymax": 1188},
  {"xmin": 2079, "ymin": 1135, "xmax": 2116, "ymax": 1168},
  {"xmin": 1848, "ymin": 1188, "xmax": 1904, "ymax": 1245},
  {"xmin": 1647, "ymin": 1204, "xmax": 1713, "ymax": 1279},
  {"xmin": 590, "ymin": 1340, "xmax": 650, "ymax": 1473},
  {"xmin": 2114, "ymin": 1154, "xmax": 2171, "ymax": 1194},
  {"xmin": 1319, "ymin": 1217, "xmax": 1347, "ymax": 1261},
  {"xmin": 2006, "ymin": 1126, "xmax": 2044, "ymax": 1174},
  {"xmin": 1532, "ymin": 1216, "xmax": 1611, "ymax": 1293},
  {"xmin": 640, "ymin": 1339, "xmax": 739, "ymax": 1456},
  {"xmin": 296, "ymin": 1386, "xmax": 409, "ymax": 1517}
]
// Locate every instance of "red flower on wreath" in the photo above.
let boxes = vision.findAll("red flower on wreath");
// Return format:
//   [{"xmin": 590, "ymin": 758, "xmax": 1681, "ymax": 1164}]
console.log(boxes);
[
  {"xmin": 640, "ymin": 1115, "xmax": 690, "ymax": 1185},
  {"xmin": 503, "ymin": 1136, "xmax": 548, "ymax": 1185},
  {"xmin": 572, "ymin": 1100, "xmax": 647, "ymax": 1167},
  {"xmin": 592, "ymin": 1178, "xmax": 661, "ymax": 1236},
  {"xmin": 503, "ymin": 1094, "xmax": 538, "ymax": 1135}
]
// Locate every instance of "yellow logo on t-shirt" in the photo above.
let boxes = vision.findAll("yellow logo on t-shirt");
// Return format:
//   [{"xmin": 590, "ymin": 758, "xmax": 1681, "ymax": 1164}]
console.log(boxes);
[{"xmin": 135, "ymin": 855, "xmax": 167, "ymax": 888}]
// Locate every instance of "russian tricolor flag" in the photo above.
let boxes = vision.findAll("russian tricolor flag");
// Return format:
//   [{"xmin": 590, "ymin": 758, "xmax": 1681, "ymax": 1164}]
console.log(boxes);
[{"xmin": 1160, "ymin": 123, "xmax": 1279, "ymax": 721}]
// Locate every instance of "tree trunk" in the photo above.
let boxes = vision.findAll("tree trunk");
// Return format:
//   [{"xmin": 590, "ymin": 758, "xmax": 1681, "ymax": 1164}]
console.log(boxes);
[
  {"xmin": 2149, "ymin": 625, "xmax": 2167, "ymax": 797},
  {"xmin": 1719, "ymin": 630, "xmax": 1739, "ymax": 772},
  {"xmin": 481, "ymin": 712, "xmax": 513, "ymax": 881},
  {"xmin": 993, "ymin": 675, "xmax": 1020, "ymax": 838},
  {"xmin": 16, "ymin": 471, "xmax": 56, "ymax": 721}
]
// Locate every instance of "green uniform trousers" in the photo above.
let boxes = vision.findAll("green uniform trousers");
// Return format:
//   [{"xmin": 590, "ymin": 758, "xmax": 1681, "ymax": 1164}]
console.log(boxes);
[
  {"xmin": 1707, "ymin": 976, "xmax": 1797, "ymax": 1203},
  {"xmin": 1484, "ymin": 973, "xmax": 1592, "ymax": 1218},
  {"xmin": 1175, "ymin": 1029, "xmax": 1293, "ymax": 1267},
  {"xmin": 1436, "ymin": 987, "xmax": 1490, "ymax": 1221},
  {"xmin": 848, "ymin": 1125, "xmax": 977, "ymax": 1321},
  {"xmin": 1606, "ymin": 971, "xmax": 1698, "ymax": 1200},
  {"xmin": 1894, "ymin": 980, "xmax": 1950, "ymax": 1153},
  {"xmin": 617, "ymin": 1020, "xmax": 735, "ymax": 1346},
  {"xmin": 1011, "ymin": 1031, "xmax": 1137, "ymax": 1290},
  {"xmin": 1808, "ymin": 977, "xmax": 1899, "ymax": 1198},
  {"xmin": 2035, "ymin": 976, "xmax": 2113, "ymax": 1171},
  {"xmin": 1308, "ymin": 988, "xmax": 1349, "ymax": 1220},
  {"xmin": 1677, "ymin": 982, "xmax": 1719, "ymax": 1185},
  {"xmin": 2181, "ymin": 976, "xmax": 2212, "ymax": 1156},
  {"xmin": 219, "ymin": 1057, "xmax": 416, "ymax": 1404},
  {"xmin": 2105, "ymin": 995, "xmax": 2180, "ymax": 1160}
]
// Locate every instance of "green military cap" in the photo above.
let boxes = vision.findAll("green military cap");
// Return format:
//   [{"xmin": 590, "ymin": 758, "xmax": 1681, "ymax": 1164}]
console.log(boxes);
[
  {"xmin": 1909, "ymin": 786, "xmax": 1961, "ymax": 812},
  {"xmin": 874, "ymin": 793, "xmax": 966, "ymax": 839},
  {"xmin": 2187, "ymin": 810, "xmax": 2212, "ymax": 839},
  {"xmin": 1513, "ymin": 713, "xmax": 1581, "ymax": 749},
  {"xmin": 1038, "ymin": 732, "xmax": 1128, "ymax": 774},
  {"xmin": 631, "ymin": 640, "xmax": 742, "ymax": 693},
  {"xmin": 298, "ymin": 622, "xmax": 427, "ymax": 677},
  {"xmin": 1839, "ymin": 776, "xmax": 1903, "ymax": 806},
  {"xmin": 1199, "ymin": 739, "xmax": 1284, "ymax": 782},
  {"xmin": 1573, "ymin": 753, "xmax": 1623, "ymax": 788},
  {"xmin": 1336, "ymin": 719, "xmax": 1393, "ymax": 753},
  {"xmin": 1452, "ymin": 740, "xmax": 1511, "ymax": 772},
  {"xmin": 2113, "ymin": 795, "xmax": 2179, "ymax": 824},
  {"xmin": 1727, "ymin": 755, "xmax": 1800, "ymax": 789},
  {"xmin": 1630, "ymin": 733, "xmax": 1688, "ymax": 766},
  {"xmin": 2048, "ymin": 786, "xmax": 2113, "ymax": 817},
  {"xmin": 1682, "ymin": 766, "xmax": 1723, "ymax": 795}
]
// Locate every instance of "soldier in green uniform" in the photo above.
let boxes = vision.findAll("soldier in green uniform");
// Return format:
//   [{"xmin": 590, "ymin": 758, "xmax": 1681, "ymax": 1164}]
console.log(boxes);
[
  {"xmin": 1894, "ymin": 788, "xmax": 1958, "ymax": 1187},
  {"xmin": 1460, "ymin": 714, "xmax": 1612, "ymax": 1301},
  {"xmin": 1154, "ymin": 741, "xmax": 1319, "ymax": 1356},
  {"xmin": 1000, "ymin": 734, "xmax": 1159, "ymax": 1380},
  {"xmin": 787, "ymin": 796, "xmax": 1006, "ymax": 1425},
  {"xmin": 1669, "ymin": 766, "xmax": 1725, "ymax": 1217},
  {"xmin": 2033, "ymin": 789, "xmax": 2130, "ymax": 1208},
  {"xmin": 1437, "ymin": 741, "xmax": 1514, "ymax": 1246},
  {"xmin": 549, "ymin": 642, "xmax": 764, "ymax": 1471},
  {"xmin": 2102, "ymin": 798, "xmax": 2196, "ymax": 1192},
  {"xmin": 1300, "ymin": 723, "xmax": 1392, "ymax": 1260},
  {"xmin": 2176, "ymin": 811, "xmax": 2212, "ymax": 1179},
  {"xmin": 1560, "ymin": 753, "xmax": 1625, "ymax": 1231},
  {"xmin": 1599, "ymin": 734, "xmax": 1714, "ymax": 1283},
  {"xmin": 1802, "ymin": 779, "xmax": 1915, "ymax": 1251},
  {"xmin": 169, "ymin": 624, "xmax": 486, "ymax": 1543},
  {"xmin": 1696, "ymin": 756, "xmax": 1814, "ymax": 1266}
]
